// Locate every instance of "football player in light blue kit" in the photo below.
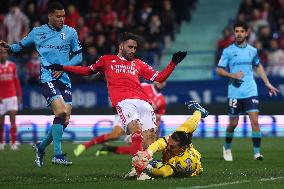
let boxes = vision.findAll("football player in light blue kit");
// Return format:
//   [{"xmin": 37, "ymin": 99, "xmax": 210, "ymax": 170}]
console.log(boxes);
[
  {"xmin": 216, "ymin": 22, "xmax": 279, "ymax": 161},
  {"xmin": 0, "ymin": 2, "xmax": 82, "ymax": 166}
]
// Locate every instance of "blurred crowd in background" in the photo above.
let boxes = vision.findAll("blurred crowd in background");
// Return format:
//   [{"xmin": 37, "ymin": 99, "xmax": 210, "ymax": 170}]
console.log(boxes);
[
  {"xmin": 217, "ymin": 0, "xmax": 284, "ymax": 77},
  {"xmin": 0, "ymin": 0, "xmax": 196, "ymax": 85},
  {"xmin": 0, "ymin": 0, "xmax": 283, "ymax": 86}
]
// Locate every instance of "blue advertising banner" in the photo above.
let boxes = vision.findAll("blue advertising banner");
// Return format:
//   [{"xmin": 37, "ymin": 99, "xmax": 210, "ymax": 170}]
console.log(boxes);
[{"xmin": 22, "ymin": 78, "xmax": 284, "ymax": 109}]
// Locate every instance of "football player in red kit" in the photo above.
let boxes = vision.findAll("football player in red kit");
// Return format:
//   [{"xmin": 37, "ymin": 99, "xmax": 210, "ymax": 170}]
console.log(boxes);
[
  {"xmin": 73, "ymin": 81, "xmax": 166, "ymax": 157},
  {"xmin": 48, "ymin": 32, "xmax": 187, "ymax": 180},
  {"xmin": 0, "ymin": 49, "xmax": 22, "ymax": 150}
]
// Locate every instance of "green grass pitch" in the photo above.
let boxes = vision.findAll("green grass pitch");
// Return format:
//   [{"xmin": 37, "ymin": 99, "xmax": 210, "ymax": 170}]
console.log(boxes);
[{"xmin": 1, "ymin": 138, "xmax": 284, "ymax": 189}]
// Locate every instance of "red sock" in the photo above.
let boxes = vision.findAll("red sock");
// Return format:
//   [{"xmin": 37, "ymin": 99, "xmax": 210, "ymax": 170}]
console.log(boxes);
[
  {"xmin": 130, "ymin": 131, "xmax": 144, "ymax": 176},
  {"xmin": 115, "ymin": 146, "xmax": 131, "ymax": 154},
  {"xmin": 0, "ymin": 126, "xmax": 4, "ymax": 143},
  {"xmin": 84, "ymin": 134, "xmax": 108, "ymax": 149},
  {"xmin": 10, "ymin": 124, "xmax": 17, "ymax": 145},
  {"xmin": 130, "ymin": 131, "xmax": 143, "ymax": 156}
]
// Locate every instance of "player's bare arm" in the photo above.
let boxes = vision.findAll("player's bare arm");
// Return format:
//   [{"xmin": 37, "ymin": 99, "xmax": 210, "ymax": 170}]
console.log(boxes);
[
  {"xmin": 216, "ymin": 67, "xmax": 244, "ymax": 80},
  {"xmin": 255, "ymin": 64, "xmax": 279, "ymax": 96}
]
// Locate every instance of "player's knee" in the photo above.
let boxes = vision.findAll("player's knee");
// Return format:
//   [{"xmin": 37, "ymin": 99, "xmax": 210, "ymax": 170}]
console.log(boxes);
[
  {"xmin": 127, "ymin": 119, "xmax": 142, "ymax": 134},
  {"xmin": 57, "ymin": 111, "xmax": 67, "ymax": 119},
  {"xmin": 143, "ymin": 129, "xmax": 156, "ymax": 148},
  {"xmin": 53, "ymin": 116, "xmax": 66, "ymax": 125}
]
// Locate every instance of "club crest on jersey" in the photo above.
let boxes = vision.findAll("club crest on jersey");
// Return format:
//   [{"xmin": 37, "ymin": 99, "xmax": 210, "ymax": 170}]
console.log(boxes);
[
  {"xmin": 60, "ymin": 33, "xmax": 66, "ymax": 40},
  {"xmin": 131, "ymin": 61, "xmax": 135, "ymax": 66}
]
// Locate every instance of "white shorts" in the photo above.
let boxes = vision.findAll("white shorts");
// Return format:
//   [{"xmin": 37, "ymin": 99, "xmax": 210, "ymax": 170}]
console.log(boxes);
[
  {"xmin": 0, "ymin": 96, "xmax": 18, "ymax": 115},
  {"xmin": 116, "ymin": 99, "xmax": 157, "ymax": 132},
  {"xmin": 113, "ymin": 114, "xmax": 123, "ymax": 129}
]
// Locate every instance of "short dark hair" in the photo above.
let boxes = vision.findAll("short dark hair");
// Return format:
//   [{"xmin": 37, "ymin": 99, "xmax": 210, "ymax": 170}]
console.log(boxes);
[
  {"xmin": 233, "ymin": 22, "xmax": 249, "ymax": 31},
  {"xmin": 48, "ymin": 1, "xmax": 64, "ymax": 13},
  {"xmin": 171, "ymin": 131, "xmax": 192, "ymax": 147},
  {"xmin": 117, "ymin": 32, "xmax": 142, "ymax": 47}
]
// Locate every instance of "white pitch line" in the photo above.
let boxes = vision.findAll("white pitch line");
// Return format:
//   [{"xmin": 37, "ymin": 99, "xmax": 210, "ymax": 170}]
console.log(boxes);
[
  {"xmin": 174, "ymin": 176, "xmax": 284, "ymax": 189},
  {"xmin": 260, "ymin": 176, "xmax": 284, "ymax": 182}
]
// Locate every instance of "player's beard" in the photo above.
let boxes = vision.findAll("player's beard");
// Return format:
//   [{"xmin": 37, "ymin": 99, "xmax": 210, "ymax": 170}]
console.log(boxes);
[
  {"xmin": 123, "ymin": 52, "xmax": 134, "ymax": 61},
  {"xmin": 235, "ymin": 36, "xmax": 246, "ymax": 45}
]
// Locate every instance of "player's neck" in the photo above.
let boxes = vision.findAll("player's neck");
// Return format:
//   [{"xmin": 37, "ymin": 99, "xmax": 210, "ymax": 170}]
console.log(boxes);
[
  {"xmin": 117, "ymin": 53, "xmax": 127, "ymax": 61},
  {"xmin": 47, "ymin": 23, "xmax": 62, "ymax": 32},
  {"xmin": 235, "ymin": 41, "xmax": 247, "ymax": 48},
  {"xmin": 154, "ymin": 85, "xmax": 162, "ymax": 93}
]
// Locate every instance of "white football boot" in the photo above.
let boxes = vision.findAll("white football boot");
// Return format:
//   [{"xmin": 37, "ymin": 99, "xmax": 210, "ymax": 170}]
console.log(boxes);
[
  {"xmin": 223, "ymin": 146, "xmax": 233, "ymax": 161},
  {"xmin": 254, "ymin": 153, "xmax": 264, "ymax": 160},
  {"xmin": 137, "ymin": 172, "xmax": 154, "ymax": 181}
]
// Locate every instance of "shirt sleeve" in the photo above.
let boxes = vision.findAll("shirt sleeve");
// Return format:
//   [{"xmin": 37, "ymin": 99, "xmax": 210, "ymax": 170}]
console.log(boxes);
[
  {"xmin": 217, "ymin": 48, "xmax": 230, "ymax": 68},
  {"xmin": 70, "ymin": 29, "xmax": 82, "ymax": 54},
  {"xmin": 89, "ymin": 56, "xmax": 105, "ymax": 72},
  {"xmin": 147, "ymin": 137, "xmax": 168, "ymax": 155},
  {"xmin": 138, "ymin": 60, "xmax": 159, "ymax": 81},
  {"xmin": 252, "ymin": 49, "xmax": 260, "ymax": 66},
  {"xmin": 9, "ymin": 29, "xmax": 35, "ymax": 53}
]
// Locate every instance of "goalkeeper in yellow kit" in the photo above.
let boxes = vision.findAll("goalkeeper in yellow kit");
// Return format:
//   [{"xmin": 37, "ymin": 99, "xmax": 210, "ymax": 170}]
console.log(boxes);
[{"xmin": 131, "ymin": 101, "xmax": 208, "ymax": 179}]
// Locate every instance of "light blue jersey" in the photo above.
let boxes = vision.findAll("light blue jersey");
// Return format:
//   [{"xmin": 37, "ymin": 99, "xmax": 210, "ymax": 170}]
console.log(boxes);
[
  {"xmin": 218, "ymin": 43, "xmax": 259, "ymax": 99},
  {"xmin": 9, "ymin": 24, "xmax": 82, "ymax": 88}
]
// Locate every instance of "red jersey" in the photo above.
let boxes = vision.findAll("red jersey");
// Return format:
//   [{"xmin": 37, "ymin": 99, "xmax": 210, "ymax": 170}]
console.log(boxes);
[
  {"xmin": 0, "ymin": 61, "xmax": 22, "ymax": 99},
  {"xmin": 88, "ymin": 55, "xmax": 175, "ymax": 107},
  {"xmin": 62, "ymin": 55, "xmax": 176, "ymax": 107},
  {"xmin": 141, "ymin": 83, "xmax": 166, "ymax": 115}
]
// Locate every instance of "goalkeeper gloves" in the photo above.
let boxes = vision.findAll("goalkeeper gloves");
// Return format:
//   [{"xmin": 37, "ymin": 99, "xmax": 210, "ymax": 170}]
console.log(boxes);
[
  {"xmin": 171, "ymin": 51, "xmax": 187, "ymax": 65},
  {"xmin": 46, "ymin": 64, "xmax": 63, "ymax": 71},
  {"xmin": 132, "ymin": 150, "xmax": 153, "ymax": 172}
]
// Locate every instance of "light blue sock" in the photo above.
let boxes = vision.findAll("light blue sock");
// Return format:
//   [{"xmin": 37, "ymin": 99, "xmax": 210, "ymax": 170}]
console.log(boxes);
[
  {"xmin": 52, "ymin": 124, "xmax": 63, "ymax": 155},
  {"xmin": 39, "ymin": 127, "xmax": 53, "ymax": 152},
  {"xmin": 252, "ymin": 131, "xmax": 261, "ymax": 155},
  {"xmin": 224, "ymin": 132, "xmax": 234, "ymax": 149},
  {"xmin": 253, "ymin": 147, "xmax": 260, "ymax": 154}
]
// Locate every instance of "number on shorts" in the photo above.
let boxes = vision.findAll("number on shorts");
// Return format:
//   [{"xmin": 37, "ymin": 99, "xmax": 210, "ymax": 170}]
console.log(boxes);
[
  {"xmin": 229, "ymin": 99, "xmax": 237, "ymax": 108},
  {"xmin": 47, "ymin": 82, "xmax": 56, "ymax": 94}
]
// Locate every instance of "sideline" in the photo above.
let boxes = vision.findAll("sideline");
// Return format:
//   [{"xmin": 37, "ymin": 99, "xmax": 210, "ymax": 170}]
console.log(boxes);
[{"xmin": 174, "ymin": 176, "xmax": 284, "ymax": 189}]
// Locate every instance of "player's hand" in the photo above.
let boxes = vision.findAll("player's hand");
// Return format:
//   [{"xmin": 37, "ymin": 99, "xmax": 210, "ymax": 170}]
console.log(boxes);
[
  {"xmin": 132, "ymin": 151, "xmax": 152, "ymax": 172},
  {"xmin": 46, "ymin": 64, "xmax": 63, "ymax": 71},
  {"xmin": 266, "ymin": 83, "xmax": 279, "ymax": 97},
  {"xmin": 233, "ymin": 71, "xmax": 244, "ymax": 80},
  {"xmin": 52, "ymin": 71, "xmax": 63, "ymax": 78},
  {"xmin": 0, "ymin": 40, "xmax": 10, "ymax": 49},
  {"xmin": 171, "ymin": 51, "xmax": 187, "ymax": 65}
]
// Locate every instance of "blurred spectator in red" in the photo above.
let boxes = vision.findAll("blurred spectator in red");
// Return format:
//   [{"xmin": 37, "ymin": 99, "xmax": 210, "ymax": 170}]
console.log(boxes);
[
  {"xmin": 215, "ymin": 27, "xmax": 234, "ymax": 64},
  {"xmin": 100, "ymin": 4, "xmax": 117, "ymax": 29},
  {"xmin": 3, "ymin": 2, "xmax": 29, "ymax": 43},
  {"xmin": 65, "ymin": 4, "xmax": 80, "ymax": 28},
  {"xmin": 25, "ymin": 50, "xmax": 40, "ymax": 85}
]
